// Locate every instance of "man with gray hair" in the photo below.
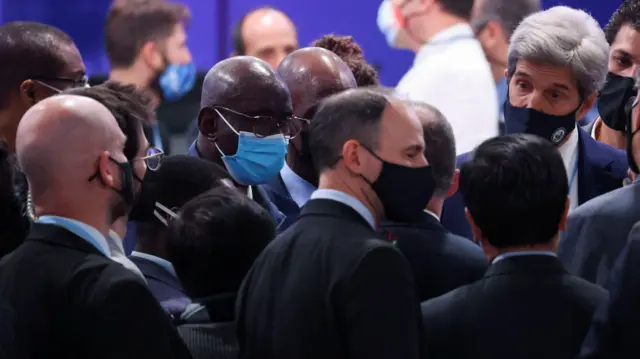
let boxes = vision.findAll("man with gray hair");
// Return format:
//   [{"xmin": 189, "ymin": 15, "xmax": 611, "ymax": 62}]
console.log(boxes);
[
  {"xmin": 441, "ymin": 6, "xmax": 628, "ymax": 240},
  {"xmin": 0, "ymin": 95, "xmax": 192, "ymax": 358},
  {"xmin": 471, "ymin": 0, "xmax": 541, "ymax": 129},
  {"xmin": 381, "ymin": 101, "xmax": 487, "ymax": 302}
]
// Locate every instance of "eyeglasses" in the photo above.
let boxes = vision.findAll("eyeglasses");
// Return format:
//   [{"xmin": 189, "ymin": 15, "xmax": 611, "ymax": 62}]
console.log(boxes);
[
  {"xmin": 31, "ymin": 75, "xmax": 90, "ymax": 89},
  {"xmin": 212, "ymin": 106, "xmax": 310, "ymax": 139},
  {"xmin": 137, "ymin": 147, "xmax": 164, "ymax": 171}
]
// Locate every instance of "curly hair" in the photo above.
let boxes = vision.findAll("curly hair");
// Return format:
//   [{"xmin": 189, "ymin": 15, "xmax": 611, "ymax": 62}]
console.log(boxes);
[
  {"xmin": 312, "ymin": 34, "xmax": 380, "ymax": 87},
  {"xmin": 604, "ymin": 0, "xmax": 640, "ymax": 45}
]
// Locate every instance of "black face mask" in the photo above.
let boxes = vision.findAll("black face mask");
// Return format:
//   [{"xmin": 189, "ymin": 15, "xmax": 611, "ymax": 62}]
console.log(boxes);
[
  {"xmin": 626, "ymin": 96, "xmax": 640, "ymax": 174},
  {"xmin": 503, "ymin": 100, "xmax": 578, "ymax": 145},
  {"xmin": 128, "ymin": 170, "xmax": 157, "ymax": 222},
  {"xmin": 360, "ymin": 146, "xmax": 435, "ymax": 223},
  {"xmin": 107, "ymin": 158, "xmax": 136, "ymax": 220},
  {"xmin": 598, "ymin": 72, "xmax": 636, "ymax": 132}
]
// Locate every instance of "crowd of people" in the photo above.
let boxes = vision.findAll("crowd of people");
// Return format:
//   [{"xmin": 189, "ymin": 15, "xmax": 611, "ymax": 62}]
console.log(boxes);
[{"xmin": 1, "ymin": 0, "xmax": 640, "ymax": 358}]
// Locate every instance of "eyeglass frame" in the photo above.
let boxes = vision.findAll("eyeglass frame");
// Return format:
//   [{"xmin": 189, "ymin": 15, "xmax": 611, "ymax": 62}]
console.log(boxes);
[
  {"xmin": 210, "ymin": 105, "xmax": 310, "ymax": 140},
  {"xmin": 86, "ymin": 147, "xmax": 165, "ymax": 182},
  {"xmin": 30, "ymin": 75, "xmax": 90, "ymax": 89}
]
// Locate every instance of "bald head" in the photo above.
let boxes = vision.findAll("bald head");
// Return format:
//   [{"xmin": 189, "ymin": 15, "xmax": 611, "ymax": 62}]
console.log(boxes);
[
  {"xmin": 278, "ymin": 47, "xmax": 357, "ymax": 117},
  {"xmin": 16, "ymin": 95, "xmax": 124, "ymax": 196},
  {"xmin": 201, "ymin": 56, "xmax": 291, "ymax": 114}
]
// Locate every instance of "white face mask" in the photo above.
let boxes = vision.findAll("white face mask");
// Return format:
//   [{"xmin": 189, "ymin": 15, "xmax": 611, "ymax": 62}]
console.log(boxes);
[
  {"xmin": 377, "ymin": 0, "xmax": 400, "ymax": 47},
  {"xmin": 154, "ymin": 202, "xmax": 178, "ymax": 227}
]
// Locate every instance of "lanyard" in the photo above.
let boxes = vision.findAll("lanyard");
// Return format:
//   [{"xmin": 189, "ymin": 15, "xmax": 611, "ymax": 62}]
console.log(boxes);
[
  {"xmin": 568, "ymin": 151, "xmax": 579, "ymax": 195},
  {"xmin": 427, "ymin": 34, "xmax": 475, "ymax": 48}
]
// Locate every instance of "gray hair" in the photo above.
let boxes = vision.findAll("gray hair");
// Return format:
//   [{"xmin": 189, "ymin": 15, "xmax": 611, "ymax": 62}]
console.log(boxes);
[
  {"xmin": 405, "ymin": 101, "xmax": 456, "ymax": 197},
  {"xmin": 474, "ymin": 0, "xmax": 541, "ymax": 39},
  {"xmin": 507, "ymin": 6, "xmax": 609, "ymax": 100}
]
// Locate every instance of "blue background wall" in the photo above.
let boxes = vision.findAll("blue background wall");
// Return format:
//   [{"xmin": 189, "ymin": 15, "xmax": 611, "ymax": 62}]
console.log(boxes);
[{"xmin": 1, "ymin": 0, "xmax": 623, "ymax": 86}]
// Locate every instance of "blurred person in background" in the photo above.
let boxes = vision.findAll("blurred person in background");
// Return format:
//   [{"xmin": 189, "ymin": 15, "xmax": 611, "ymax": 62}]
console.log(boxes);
[
  {"xmin": 381, "ymin": 101, "xmax": 487, "ymax": 302},
  {"xmin": 312, "ymin": 34, "xmax": 380, "ymax": 87},
  {"xmin": 231, "ymin": 6, "xmax": 298, "ymax": 69},
  {"xmin": 0, "ymin": 141, "xmax": 27, "ymax": 258},
  {"xmin": 130, "ymin": 155, "xmax": 231, "ymax": 317},
  {"xmin": 587, "ymin": 0, "xmax": 640, "ymax": 151},
  {"xmin": 471, "ymin": 0, "xmax": 541, "ymax": 132},
  {"xmin": 377, "ymin": 0, "xmax": 421, "ymax": 53},
  {"xmin": 441, "ymin": 6, "xmax": 628, "ymax": 240},
  {"xmin": 393, "ymin": 0, "xmax": 498, "ymax": 155},
  {"xmin": 104, "ymin": 0, "xmax": 195, "ymax": 150},
  {"xmin": 261, "ymin": 47, "xmax": 357, "ymax": 223},
  {"xmin": 190, "ymin": 56, "xmax": 294, "ymax": 232},
  {"xmin": 170, "ymin": 186, "xmax": 275, "ymax": 359}
]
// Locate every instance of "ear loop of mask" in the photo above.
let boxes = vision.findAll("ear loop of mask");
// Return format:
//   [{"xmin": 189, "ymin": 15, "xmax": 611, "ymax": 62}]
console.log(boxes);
[
  {"xmin": 210, "ymin": 108, "xmax": 240, "ymax": 158},
  {"xmin": 33, "ymin": 80, "xmax": 63, "ymax": 94},
  {"xmin": 154, "ymin": 202, "xmax": 179, "ymax": 227}
]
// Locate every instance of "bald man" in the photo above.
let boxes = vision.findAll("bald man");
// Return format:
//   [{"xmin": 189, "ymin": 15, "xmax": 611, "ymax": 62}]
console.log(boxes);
[
  {"xmin": 260, "ymin": 47, "xmax": 357, "ymax": 221},
  {"xmin": 189, "ymin": 56, "xmax": 293, "ymax": 232},
  {"xmin": 0, "ymin": 95, "xmax": 191, "ymax": 359},
  {"xmin": 232, "ymin": 7, "xmax": 298, "ymax": 69}
]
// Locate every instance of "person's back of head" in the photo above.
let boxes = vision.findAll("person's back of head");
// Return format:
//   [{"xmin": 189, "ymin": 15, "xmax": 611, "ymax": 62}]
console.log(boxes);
[
  {"xmin": 459, "ymin": 134, "xmax": 569, "ymax": 258},
  {"xmin": 16, "ymin": 95, "xmax": 128, "ymax": 235},
  {"xmin": 167, "ymin": 186, "xmax": 275, "ymax": 299},
  {"xmin": 135, "ymin": 155, "xmax": 232, "ymax": 257},
  {"xmin": 312, "ymin": 34, "xmax": 380, "ymax": 87},
  {"xmin": 0, "ymin": 21, "xmax": 85, "ymax": 152},
  {"xmin": 0, "ymin": 141, "xmax": 28, "ymax": 257}
]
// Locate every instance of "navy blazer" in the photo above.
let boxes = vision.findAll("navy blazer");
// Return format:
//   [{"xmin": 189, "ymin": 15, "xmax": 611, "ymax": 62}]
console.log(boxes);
[
  {"xmin": 260, "ymin": 173, "xmax": 302, "ymax": 225},
  {"xmin": 442, "ymin": 127, "xmax": 628, "ymax": 239},
  {"xmin": 129, "ymin": 255, "xmax": 191, "ymax": 317}
]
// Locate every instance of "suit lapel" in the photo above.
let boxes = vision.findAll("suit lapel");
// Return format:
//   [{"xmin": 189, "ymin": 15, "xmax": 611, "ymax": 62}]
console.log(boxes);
[
  {"xmin": 261, "ymin": 174, "xmax": 300, "ymax": 215},
  {"xmin": 129, "ymin": 256, "xmax": 185, "ymax": 293},
  {"xmin": 577, "ymin": 127, "xmax": 620, "ymax": 204}
]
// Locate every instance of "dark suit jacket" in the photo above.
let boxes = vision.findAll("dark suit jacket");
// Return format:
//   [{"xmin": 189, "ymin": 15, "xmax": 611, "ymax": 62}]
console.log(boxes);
[
  {"xmin": 129, "ymin": 254, "xmax": 191, "ymax": 317},
  {"xmin": 0, "ymin": 223, "xmax": 192, "ymax": 359},
  {"xmin": 177, "ymin": 293, "xmax": 238, "ymax": 359},
  {"xmin": 380, "ymin": 211, "xmax": 488, "ymax": 302},
  {"xmin": 558, "ymin": 181, "xmax": 640, "ymax": 286},
  {"xmin": 442, "ymin": 127, "xmax": 628, "ymax": 239},
  {"xmin": 236, "ymin": 198, "xmax": 422, "ymax": 359},
  {"xmin": 421, "ymin": 255, "xmax": 607, "ymax": 359},
  {"xmin": 260, "ymin": 173, "xmax": 302, "ymax": 225},
  {"xmin": 579, "ymin": 224, "xmax": 640, "ymax": 358}
]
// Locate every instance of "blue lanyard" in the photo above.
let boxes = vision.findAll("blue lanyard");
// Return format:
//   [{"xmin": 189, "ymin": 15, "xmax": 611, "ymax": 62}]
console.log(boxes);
[
  {"xmin": 568, "ymin": 151, "xmax": 579, "ymax": 195},
  {"xmin": 36, "ymin": 216, "xmax": 109, "ymax": 257},
  {"xmin": 427, "ymin": 34, "xmax": 475, "ymax": 47}
]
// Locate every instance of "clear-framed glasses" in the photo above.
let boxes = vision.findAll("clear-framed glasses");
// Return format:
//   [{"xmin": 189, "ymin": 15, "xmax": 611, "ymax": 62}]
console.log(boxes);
[
  {"xmin": 138, "ymin": 147, "xmax": 164, "ymax": 171},
  {"xmin": 31, "ymin": 75, "xmax": 90, "ymax": 89},
  {"xmin": 212, "ymin": 106, "xmax": 310, "ymax": 139}
]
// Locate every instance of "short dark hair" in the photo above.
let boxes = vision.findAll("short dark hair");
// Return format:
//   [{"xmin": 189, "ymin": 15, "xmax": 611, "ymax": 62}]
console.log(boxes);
[
  {"xmin": 0, "ymin": 22, "xmax": 76, "ymax": 109},
  {"xmin": 407, "ymin": 102, "xmax": 455, "ymax": 196},
  {"xmin": 104, "ymin": 0, "xmax": 190, "ymax": 68},
  {"xmin": 460, "ymin": 134, "xmax": 568, "ymax": 248},
  {"xmin": 312, "ymin": 34, "xmax": 380, "ymax": 87},
  {"xmin": 135, "ymin": 155, "xmax": 230, "ymax": 246},
  {"xmin": 440, "ymin": 0, "xmax": 475, "ymax": 20},
  {"xmin": 605, "ymin": 0, "xmax": 640, "ymax": 45},
  {"xmin": 167, "ymin": 186, "xmax": 275, "ymax": 298},
  {"xmin": 232, "ymin": 6, "xmax": 276, "ymax": 55},
  {"xmin": 473, "ymin": 0, "xmax": 541, "ymax": 39},
  {"xmin": 309, "ymin": 89, "xmax": 388, "ymax": 172},
  {"xmin": 64, "ymin": 81, "xmax": 154, "ymax": 160}
]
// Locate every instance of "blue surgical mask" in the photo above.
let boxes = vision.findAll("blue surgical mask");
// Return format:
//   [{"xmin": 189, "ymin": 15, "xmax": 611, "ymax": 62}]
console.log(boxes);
[
  {"xmin": 159, "ymin": 62, "xmax": 197, "ymax": 102},
  {"xmin": 377, "ymin": 0, "xmax": 399, "ymax": 47},
  {"xmin": 213, "ymin": 109, "xmax": 288, "ymax": 186}
]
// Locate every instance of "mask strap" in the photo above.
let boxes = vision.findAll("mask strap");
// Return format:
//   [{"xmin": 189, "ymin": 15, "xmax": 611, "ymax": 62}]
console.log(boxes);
[
  {"xmin": 211, "ymin": 108, "xmax": 242, "ymax": 158},
  {"xmin": 153, "ymin": 202, "xmax": 179, "ymax": 226},
  {"xmin": 33, "ymin": 80, "xmax": 62, "ymax": 94}
]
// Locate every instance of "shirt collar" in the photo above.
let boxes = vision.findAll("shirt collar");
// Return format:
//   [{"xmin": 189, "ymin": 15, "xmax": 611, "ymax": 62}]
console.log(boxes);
[
  {"xmin": 492, "ymin": 250, "xmax": 557, "ymax": 265},
  {"xmin": 130, "ymin": 251, "xmax": 178, "ymax": 278},
  {"xmin": 36, "ymin": 215, "xmax": 110, "ymax": 257},
  {"xmin": 415, "ymin": 23, "xmax": 474, "ymax": 65},
  {"xmin": 188, "ymin": 140, "xmax": 201, "ymax": 158},
  {"xmin": 311, "ymin": 189, "xmax": 376, "ymax": 229},
  {"xmin": 557, "ymin": 125, "xmax": 579, "ymax": 170},
  {"xmin": 280, "ymin": 162, "xmax": 316, "ymax": 208},
  {"xmin": 423, "ymin": 209, "xmax": 439, "ymax": 221}
]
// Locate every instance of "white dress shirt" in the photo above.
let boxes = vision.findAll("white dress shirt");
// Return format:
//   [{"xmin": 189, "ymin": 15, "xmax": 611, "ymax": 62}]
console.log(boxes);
[
  {"xmin": 396, "ymin": 24, "xmax": 498, "ymax": 155},
  {"xmin": 558, "ymin": 126, "xmax": 580, "ymax": 211}
]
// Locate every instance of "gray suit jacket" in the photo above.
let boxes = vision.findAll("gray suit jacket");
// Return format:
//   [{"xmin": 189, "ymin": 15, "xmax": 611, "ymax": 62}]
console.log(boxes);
[{"xmin": 558, "ymin": 181, "xmax": 640, "ymax": 286}]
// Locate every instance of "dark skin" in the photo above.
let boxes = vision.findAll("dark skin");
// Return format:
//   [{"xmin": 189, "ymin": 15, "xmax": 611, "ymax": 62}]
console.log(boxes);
[
  {"xmin": 196, "ymin": 56, "xmax": 292, "ymax": 186},
  {"xmin": 277, "ymin": 47, "xmax": 357, "ymax": 185}
]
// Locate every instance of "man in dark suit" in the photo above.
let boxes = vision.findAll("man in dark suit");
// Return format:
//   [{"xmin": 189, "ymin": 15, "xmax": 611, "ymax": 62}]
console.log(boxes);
[
  {"xmin": 169, "ymin": 186, "xmax": 276, "ymax": 359},
  {"xmin": 558, "ymin": 2, "xmax": 640, "ymax": 286},
  {"xmin": 261, "ymin": 47, "xmax": 357, "ymax": 222},
  {"xmin": 188, "ymin": 56, "xmax": 295, "ymax": 232},
  {"xmin": 0, "ymin": 95, "xmax": 191, "ymax": 358},
  {"xmin": 422, "ymin": 133, "xmax": 607, "ymax": 359},
  {"xmin": 236, "ymin": 89, "xmax": 433, "ymax": 359},
  {"xmin": 130, "ymin": 155, "xmax": 231, "ymax": 317},
  {"xmin": 381, "ymin": 102, "xmax": 487, "ymax": 302},
  {"xmin": 441, "ymin": 6, "xmax": 628, "ymax": 240},
  {"xmin": 579, "ymin": 222, "xmax": 640, "ymax": 358}
]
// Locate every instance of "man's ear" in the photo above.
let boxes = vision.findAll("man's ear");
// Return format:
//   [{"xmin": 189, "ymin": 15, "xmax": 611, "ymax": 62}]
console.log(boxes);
[
  {"xmin": 559, "ymin": 196, "xmax": 570, "ymax": 232},
  {"xmin": 197, "ymin": 107, "xmax": 218, "ymax": 139},
  {"xmin": 445, "ymin": 169, "xmax": 460, "ymax": 198},
  {"xmin": 19, "ymin": 80, "xmax": 36, "ymax": 105},
  {"xmin": 140, "ymin": 41, "xmax": 163, "ymax": 70}
]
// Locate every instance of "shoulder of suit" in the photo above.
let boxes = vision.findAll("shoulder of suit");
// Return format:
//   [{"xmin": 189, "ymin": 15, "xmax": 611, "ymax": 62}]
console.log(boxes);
[{"xmin": 571, "ymin": 183, "xmax": 637, "ymax": 218}]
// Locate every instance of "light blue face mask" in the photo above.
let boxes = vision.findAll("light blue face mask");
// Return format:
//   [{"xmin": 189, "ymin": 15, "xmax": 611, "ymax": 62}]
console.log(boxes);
[
  {"xmin": 159, "ymin": 62, "xmax": 197, "ymax": 102},
  {"xmin": 377, "ymin": 0, "xmax": 399, "ymax": 47},
  {"xmin": 213, "ymin": 109, "xmax": 288, "ymax": 186}
]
